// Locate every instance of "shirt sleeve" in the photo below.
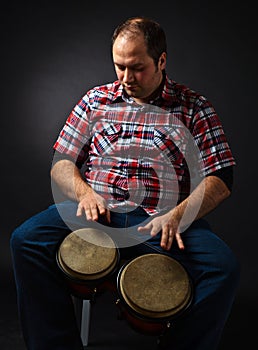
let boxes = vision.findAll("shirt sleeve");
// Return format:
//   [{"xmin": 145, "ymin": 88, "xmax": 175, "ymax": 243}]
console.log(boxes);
[
  {"xmin": 53, "ymin": 93, "xmax": 92, "ymax": 168},
  {"xmin": 206, "ymin": 165, "xmax": 234, "ymax": 192},
  {"xmin": 191, "ymin": 97, "xmax": 236, "ymax": 176}
]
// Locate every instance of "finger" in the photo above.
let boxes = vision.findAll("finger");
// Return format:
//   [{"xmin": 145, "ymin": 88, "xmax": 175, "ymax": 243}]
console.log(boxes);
[
  {"xmin": 175, "ymin": 232, "xmax": 184, "ymax": 250},
  {"xmin": 137, "ymin": 222, "xmax": 152, "ymax": 232},
  {"xmin": 83, "ymin": 207, "xmax": 92, "ymax": 221},
  {"xmin": 150, "ymin": 226, "xmax": 160, "ymax": 237},
  {"xmin": 97, "ymin": 202, "xmax": 111, "ymax": 223},
  {"xmin": 106, "ymin": 209, "xmax": 111, "ymax": 223},
  {"xmin": 165, "ymin": 230, "xmax": 174, "ymax": 251},
  {"xmin": 76, "ymin": 205, "xmax": 83, "ymax": 217},
  {"xmin": 160, "ymin": 226, "xmax": 169, "ymax": 249},
  {"xmin": 89, "ymin": 206, "xmax": 99, "ymax": 221},
  {"xmin": 97, "ymin": 203, "xmax": 106, "ymax": 216},
  {"xmin": 84, "ymin": 205, "xmax": 98, "ymax": 221}
]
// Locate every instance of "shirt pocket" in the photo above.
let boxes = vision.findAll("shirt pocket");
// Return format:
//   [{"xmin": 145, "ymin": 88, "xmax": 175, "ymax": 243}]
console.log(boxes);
[
  {"xmin": 91, "ymin": 122, "xmax": 123, "ymax": 156},
  {"xmin": 153, "ymin": 126, "xmax": 187, "ymax": 178}
]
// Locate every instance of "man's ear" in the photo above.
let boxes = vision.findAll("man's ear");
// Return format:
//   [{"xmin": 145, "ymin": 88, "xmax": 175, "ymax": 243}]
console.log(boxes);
[{"xmin": 159, "ymin": 52, "xmax": 167, "ymax": 70}]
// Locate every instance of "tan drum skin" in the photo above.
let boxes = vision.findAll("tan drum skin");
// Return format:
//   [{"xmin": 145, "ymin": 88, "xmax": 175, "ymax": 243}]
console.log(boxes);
[{"xmin": 57, "ymin": 228, "xmax": 119, "ymax": 299}]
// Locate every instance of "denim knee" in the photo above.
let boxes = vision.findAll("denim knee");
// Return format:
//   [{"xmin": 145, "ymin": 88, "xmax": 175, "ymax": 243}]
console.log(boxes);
[{"xmin": 215, "ymin": 241, "xmax": 240, "ymax": 292}]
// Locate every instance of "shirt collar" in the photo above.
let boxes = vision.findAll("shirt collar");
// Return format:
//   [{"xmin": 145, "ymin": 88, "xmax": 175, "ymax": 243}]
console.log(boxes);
[{"xmin": 110, "ymin": 73, "xmax": 180, "ymax": 108}]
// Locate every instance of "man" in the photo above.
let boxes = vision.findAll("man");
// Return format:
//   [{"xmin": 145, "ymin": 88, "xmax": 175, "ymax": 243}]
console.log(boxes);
[{"xmin": 11, "ymin": 16, "xmax": 240, "ymax": 350}]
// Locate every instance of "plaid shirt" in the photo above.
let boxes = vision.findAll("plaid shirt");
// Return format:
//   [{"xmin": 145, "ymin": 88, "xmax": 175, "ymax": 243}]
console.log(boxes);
[{"xmin": 53, "ymin": 75, "xmax": 236, "ymax": 215}]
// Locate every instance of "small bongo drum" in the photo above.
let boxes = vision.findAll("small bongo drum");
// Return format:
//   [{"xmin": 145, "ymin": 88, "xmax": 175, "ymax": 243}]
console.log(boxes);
[
  {"xmin": 116, "ymin": 253, "xmax": 193, "ymax": 336},
  {"xmin": 57, "ymin": 228, "xmax": 119, "ymax": 299}
]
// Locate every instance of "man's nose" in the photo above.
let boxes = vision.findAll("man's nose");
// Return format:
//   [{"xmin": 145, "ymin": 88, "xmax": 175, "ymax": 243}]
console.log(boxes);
[{"xmin": 123, "ymin": 68, "xmax": 134, "ymax": 83}]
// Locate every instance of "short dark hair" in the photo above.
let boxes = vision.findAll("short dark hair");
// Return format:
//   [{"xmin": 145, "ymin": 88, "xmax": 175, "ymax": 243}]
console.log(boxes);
[{"xmin": 112, "ymin": 16, "xmax": 167, "ymax": 66}]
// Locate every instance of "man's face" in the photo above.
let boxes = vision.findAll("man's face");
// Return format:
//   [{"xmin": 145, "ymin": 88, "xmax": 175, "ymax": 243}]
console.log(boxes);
[{"xmin": 112, "ymin": 33, "xmax": 166, "ymax": 104}]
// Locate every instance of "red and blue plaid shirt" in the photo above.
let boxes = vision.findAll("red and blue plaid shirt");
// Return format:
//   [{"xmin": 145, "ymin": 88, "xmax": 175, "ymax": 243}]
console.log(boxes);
[{"xmin": 53, "ymin": 75, "xmax": 235, "ymax": 215}]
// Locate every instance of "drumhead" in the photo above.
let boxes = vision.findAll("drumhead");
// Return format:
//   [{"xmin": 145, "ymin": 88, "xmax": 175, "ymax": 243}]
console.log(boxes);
[
  {"xmin": 58, "ymin": 228, "xmax": 118, "ymax": 280},
  {"xmin": 118, "ymin": 253, "xmax": 192, "ymax": 319}
]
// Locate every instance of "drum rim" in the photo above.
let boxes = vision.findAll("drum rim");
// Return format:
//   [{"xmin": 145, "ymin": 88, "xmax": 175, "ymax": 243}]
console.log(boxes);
[
  {"xmin": 57, "ymin": 248, "xmax": 119, "ymax": 281},
  {"xmin": 56, "ymin": 228, "xmax": 120, "ymax": 282},
  {"xmin": 116, "ymin": 253, "xmax": 193, "ymax": 321}
]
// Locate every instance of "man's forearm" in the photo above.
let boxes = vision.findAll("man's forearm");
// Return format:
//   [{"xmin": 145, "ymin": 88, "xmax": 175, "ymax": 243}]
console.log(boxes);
[
  {"xmin": 175, "ymin": 175, "xmax": 231, "ymax": 229},
  {"xmin": 50, "ymin": 159, "xmax": 91, "ymax": 202}
]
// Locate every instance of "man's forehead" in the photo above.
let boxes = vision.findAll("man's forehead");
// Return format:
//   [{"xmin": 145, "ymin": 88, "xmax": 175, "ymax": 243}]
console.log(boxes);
[{"xmin": 112, "ymin": 36, "xmax": 150, "ymax": 64}]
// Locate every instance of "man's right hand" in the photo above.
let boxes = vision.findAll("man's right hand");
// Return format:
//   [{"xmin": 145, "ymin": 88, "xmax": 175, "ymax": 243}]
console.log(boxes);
[
  {"xmin": 76, "ymin": 187, "xmax": 111, "ymax": 223},
  {"xmin": 51, "ymin": 159, "xmax": 111, "ymax": 223}
]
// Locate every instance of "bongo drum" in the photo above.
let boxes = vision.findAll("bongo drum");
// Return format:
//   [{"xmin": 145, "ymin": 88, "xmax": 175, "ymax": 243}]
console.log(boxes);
[
  {"xmin": 57, "ymin": 228, "xmax": 119, "ymax": 299},
  {"xmin": 116, "ymin": 253, "xmax": 193, "ymax": 336}
]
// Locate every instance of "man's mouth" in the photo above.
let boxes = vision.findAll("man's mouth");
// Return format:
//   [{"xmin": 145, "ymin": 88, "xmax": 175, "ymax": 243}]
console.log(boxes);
[{"xmin": 125, "ymin": 84, "xmax": 138, "ymax": 91}]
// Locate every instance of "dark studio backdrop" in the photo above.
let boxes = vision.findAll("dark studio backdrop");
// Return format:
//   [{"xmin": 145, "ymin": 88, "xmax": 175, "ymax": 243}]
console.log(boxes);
[{"xmin": 1, "ymin": 0, "xmax": 257, "ymax": 349}]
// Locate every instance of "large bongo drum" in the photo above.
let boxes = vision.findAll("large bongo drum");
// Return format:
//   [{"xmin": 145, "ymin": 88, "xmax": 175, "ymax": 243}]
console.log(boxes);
[
  {"xmin": 57, "ymin": 228, "xmax": 119, "ymax": 299},
  {"xmin": 116, "ymin": 253, "xmax": 193, "ymax": 336}
]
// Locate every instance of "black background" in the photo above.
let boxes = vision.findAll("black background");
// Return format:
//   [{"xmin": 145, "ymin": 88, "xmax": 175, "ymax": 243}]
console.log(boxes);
[{"xmin": 1, "ymin": 0, "xmax": 257, "ymax": 349}]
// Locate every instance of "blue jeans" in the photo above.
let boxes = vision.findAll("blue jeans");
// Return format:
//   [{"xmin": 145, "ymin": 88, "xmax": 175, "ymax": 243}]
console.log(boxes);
[{"xmin": 10, "ymin": 200, "xmax": 240, "ymax": 350}]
